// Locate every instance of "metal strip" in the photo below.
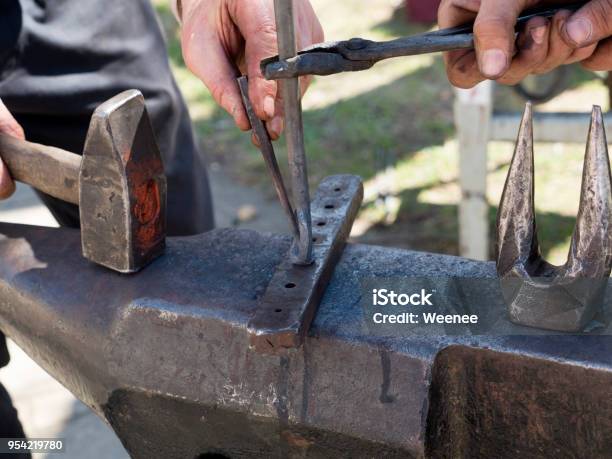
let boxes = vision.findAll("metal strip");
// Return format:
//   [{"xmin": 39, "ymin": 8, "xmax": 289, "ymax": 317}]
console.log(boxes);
[
  {"xmin": 237, "ymin": 76, "xmax": 299, "ymax": 237},
  {"xmin": 247, "ymin": 175, "xmax": 363, "ymax": 353},
  {"xmin": 274, "ymin": 0, "xmax": 313, "ymax": 265}
]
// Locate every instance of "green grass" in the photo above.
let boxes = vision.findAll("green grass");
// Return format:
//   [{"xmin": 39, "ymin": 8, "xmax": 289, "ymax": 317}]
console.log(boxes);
[{"xmin": 153, "ymin": 0, "xmax": 609, "ymax": 264}]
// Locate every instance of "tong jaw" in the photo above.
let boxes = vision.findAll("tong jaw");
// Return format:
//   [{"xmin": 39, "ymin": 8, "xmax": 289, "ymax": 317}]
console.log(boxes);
[{"xmin": 497, "ymin": 103, "xmax": 612, "ymax": 332}]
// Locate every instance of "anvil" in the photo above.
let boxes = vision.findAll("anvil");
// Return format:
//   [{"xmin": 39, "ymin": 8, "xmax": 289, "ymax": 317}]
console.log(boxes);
[{"xmin": 0, "ymin": 222, "xmax": 610, "ymax": 458}]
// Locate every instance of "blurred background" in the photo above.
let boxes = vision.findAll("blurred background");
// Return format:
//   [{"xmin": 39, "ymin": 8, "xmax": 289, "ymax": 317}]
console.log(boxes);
[
  {"xmin": 0, "ymin": 0, "xmax": 610, "ymax": 457},
  {"xmin": 158, "ymin": 0, "xmax": 610, "ymax": 264}
]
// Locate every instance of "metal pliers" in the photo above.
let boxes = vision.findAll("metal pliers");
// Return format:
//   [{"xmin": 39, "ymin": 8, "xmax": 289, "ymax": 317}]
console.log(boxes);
[{"xmin": 262, "ymin": 2, "xmax": 588, "ymax": 80}]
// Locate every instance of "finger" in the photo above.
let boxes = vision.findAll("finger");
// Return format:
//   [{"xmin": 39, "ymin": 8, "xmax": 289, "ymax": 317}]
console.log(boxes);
[
  {"xmin": 473, "ymin": 0, "xmax": 534, "ymax": 78},
  {"xmin": 299, "ymin": 74, "xmax": 313, "ymax": 98},
  {"xmin": 267, "ymin": 116, "xmax": 284, "ymax": 141},
  {"xmin": 267, "ymin": 86, "xmax": 284, "ymax": 140},
  {"xmin": 497, "ymin": 16, "xmax": 550, "ymax": 85},
  {"xmin": 532, "ymin": 10, "xmax": 575, "ymax": 74},
  {"xmin": 251, "ymin": 131, "xmax": 261, "ymax": 148},
  {"xmin": 0, "ymin": 99, "xmax": 25, "ymax": 140},
  {"xmin": 231, "ymin": 0, "xmax": 280, "ymax": 122},
  {"xmin": 565, "ymin": 41, "xmax": 597, "ymax": 64},
  {"xmin": 263, "ymin": 51, "xmax": 310, "ymax": 140},
  {"xmin": 445, "ymin": 50, "xmax": 487, "ymax": 88},
  {"xmin": 181, "ymin": 19, "xmax": 250, "ymax": 131},
  {"xmin": 0, "ymin": 160, "xmax": 15, "ymax": 200},
  {"xmin": 0, "ymin": 99, "xmax": 21, "ymax": 200},
  {"xmin": 581, "ymin": 37, "xmax": 612, "ymax": 70},
  {"xmin": 437, "ymin": 0, "xmax": 481, "ymax": 28},
  {"xmin": 438, "ymin": 0, "xmax": 485, "ymax": 88},
  {"xmin": 563, "ymin": 0, "xmax": 612, "ymax": 48}
]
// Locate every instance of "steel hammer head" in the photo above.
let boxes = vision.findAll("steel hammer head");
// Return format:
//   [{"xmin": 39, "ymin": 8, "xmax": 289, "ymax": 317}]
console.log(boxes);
[{"xmin": 79, "ymin": 90, "xmax": 167, "ymax": 273}]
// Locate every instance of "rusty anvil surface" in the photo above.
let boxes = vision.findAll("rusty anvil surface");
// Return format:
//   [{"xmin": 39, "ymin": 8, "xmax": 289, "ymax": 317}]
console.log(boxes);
[{"xmin": 0, "ymin": 223, "xmax": 610, "ymax": 458}]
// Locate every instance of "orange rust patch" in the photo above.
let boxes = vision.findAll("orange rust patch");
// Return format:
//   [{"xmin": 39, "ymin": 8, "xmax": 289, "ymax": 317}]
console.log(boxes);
[
  {"xmin": 134, "ymin": 179, "xmax": 160, "ymax": 224},
  {"xmin": 133, "ymin": 179, "xmax": 162, "ymax": 250}
]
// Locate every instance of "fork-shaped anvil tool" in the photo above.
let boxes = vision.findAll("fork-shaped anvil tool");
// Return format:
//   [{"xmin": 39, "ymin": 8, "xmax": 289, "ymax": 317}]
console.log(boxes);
[{"xmin": 497, "ymin": 103, "xmax": 612, "ymax": 332}]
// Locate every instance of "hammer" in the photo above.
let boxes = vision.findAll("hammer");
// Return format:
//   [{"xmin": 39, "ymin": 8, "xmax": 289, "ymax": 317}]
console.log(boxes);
[{"xmin": 0, "ymin": 90, "xmax": 167, "ymax": 273}]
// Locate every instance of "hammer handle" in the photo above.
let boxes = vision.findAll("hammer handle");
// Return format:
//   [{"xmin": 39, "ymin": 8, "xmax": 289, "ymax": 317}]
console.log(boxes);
[{"xmin": 0, "ymin": 134, "xmax": 81, "ymax": 205}]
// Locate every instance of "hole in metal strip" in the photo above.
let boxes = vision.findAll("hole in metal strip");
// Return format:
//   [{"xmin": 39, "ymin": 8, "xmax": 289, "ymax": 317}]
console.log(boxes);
[
  {"xmin": 317, "ymin": 221, "xmax": 326, "ymax": 227},
  {"xmin": 285, "ymin": 283, "xmax": 296, "ymax": 289},
  {"xmin": 325, "ymin": 204, "xmax": 335, "ymax": 209},
  {"xmin": 275, "ymin": 308, "xmax": 283, "ymax": 313}
]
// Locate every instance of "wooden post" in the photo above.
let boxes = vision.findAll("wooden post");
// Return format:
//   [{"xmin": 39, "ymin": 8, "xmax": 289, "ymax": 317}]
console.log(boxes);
[{"xmin": 454, "ymin": 81, "xmax": 493, "ymax": 261}]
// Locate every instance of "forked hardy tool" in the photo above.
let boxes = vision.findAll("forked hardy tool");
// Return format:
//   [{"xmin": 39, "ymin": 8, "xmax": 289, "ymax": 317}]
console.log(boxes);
[{"xmin": 497, "ymin": 103, "xmax": 612, "ymax": 332}]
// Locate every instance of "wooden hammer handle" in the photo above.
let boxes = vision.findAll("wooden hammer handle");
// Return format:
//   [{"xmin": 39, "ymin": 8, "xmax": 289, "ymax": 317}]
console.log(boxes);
[{"xmin": 0, "ymin": 133, "xmax": 81, "ymax": 205}]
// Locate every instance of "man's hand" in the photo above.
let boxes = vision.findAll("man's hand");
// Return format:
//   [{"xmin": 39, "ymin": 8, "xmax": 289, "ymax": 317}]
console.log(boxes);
[
  {"xmin": 0, "ymin": 100, "xmax": 21, "ymax": 199},
  {"xmin": 438, "ymin": 0, "xmax": 612, "ymax": 89},
  {"xmin": 179, "ymin": 0, "xmax": 323, "ymax": 140}
]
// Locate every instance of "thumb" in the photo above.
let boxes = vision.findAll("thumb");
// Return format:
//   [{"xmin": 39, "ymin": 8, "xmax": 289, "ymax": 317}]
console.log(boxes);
[
  {"xmin": 473, "ymin": 0, "xmax": 534, "ymax": 78},
  {"xmin": 563, "ymin": 0, "xmax": 612, "ymax": 47},
  {"xmin": 232, "ymin": 1, "xmax": 279, "ymax": 122}
]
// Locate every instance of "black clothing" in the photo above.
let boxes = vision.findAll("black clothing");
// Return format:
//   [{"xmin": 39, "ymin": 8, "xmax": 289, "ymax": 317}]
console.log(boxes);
[{"xmin": 0, "ymin": 0, "xmax": 216, "ymax": 435}]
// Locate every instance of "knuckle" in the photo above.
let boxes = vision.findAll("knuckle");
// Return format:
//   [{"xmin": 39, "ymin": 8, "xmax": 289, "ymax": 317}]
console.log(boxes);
[
  {"xmin": 438, "ymin": 0, "xmax": 481, "ymax": 26},
  {"xmin": 247, "ymin": 23, "xmax": 279, "ymax": 58},
  {"xmin": 474, "ymin": 17, "xmax": 512, "ymax": 38},
  {"xmin": 252, "ymin": 21, "xmax": 277, "ymax": 41}
]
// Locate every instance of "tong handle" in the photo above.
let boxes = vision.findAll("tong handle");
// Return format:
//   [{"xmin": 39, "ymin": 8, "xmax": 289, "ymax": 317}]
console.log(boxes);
[
  {"xmin": 340, "ymin": 1, "xmax": 590, "ymax": 62},
  {"xmin": 263, "ymin": 1, "xmax": 590, "ymax": 79}
]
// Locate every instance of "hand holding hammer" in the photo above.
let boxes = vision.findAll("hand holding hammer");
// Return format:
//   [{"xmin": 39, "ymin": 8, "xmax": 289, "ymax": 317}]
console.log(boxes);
[
  {"xmin": 0, "ymin": 91, "xmax": 167, "ymax": 274},
  {"xmin": 0, "ymin": 98, "xmax": 24, "ymax": 199}
]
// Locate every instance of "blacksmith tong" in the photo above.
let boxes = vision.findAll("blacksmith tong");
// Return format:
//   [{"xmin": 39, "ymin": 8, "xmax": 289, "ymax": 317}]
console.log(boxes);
[{"xmin": 262, "ymin": 2, "xmax": 589, "ymax": 80}]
